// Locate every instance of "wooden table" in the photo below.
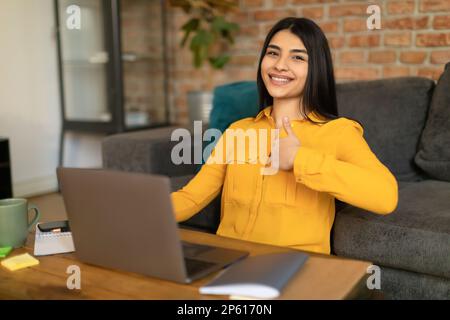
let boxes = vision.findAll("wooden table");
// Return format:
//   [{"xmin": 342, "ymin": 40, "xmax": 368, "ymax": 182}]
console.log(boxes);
[{"xmin": 0, "ymin": 227, "xmax": 372, "ymax": 300}]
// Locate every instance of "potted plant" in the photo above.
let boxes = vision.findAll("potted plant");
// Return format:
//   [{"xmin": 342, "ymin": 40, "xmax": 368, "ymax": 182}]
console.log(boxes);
[{"xmin": 168, "ymin": 0, "xmax": 240, "ymax": 124}]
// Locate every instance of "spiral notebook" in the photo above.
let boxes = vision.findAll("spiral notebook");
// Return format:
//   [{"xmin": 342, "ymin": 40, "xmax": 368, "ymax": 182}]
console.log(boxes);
[{"xmin": 33, "ymin": 223, "xmax": 75, "ymax": 256}]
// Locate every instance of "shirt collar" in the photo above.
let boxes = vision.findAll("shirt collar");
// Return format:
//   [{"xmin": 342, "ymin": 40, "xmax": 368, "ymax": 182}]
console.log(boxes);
[
  {"xmin": 254, "ymin": 106, "xmax": 324, "ymax": 123},
  {"xmin": 254, "ymin": 106, "xmax": 272, "ymax": 122}
]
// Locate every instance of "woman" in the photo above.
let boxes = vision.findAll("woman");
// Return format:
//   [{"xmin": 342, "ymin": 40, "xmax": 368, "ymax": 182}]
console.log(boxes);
[{"xmin": 171, "ymin": 17, "xmax": 398, "ymax": 254}]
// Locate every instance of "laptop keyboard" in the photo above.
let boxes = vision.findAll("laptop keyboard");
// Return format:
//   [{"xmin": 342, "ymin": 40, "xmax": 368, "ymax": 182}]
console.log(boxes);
[
  {"xmin": 182, "ymin": 242, "xmax": 217, "ymax": 276},
  {"xmin": 182, "ymin": 242, "xmax": 214, "ymax": 258},
  {"xmin": 184, "ymin": 257, "xmax": 216, "ymax": 276}
]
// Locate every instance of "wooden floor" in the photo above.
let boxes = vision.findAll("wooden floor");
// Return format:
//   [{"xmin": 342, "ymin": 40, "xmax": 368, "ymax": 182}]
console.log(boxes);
[{"xmin": 27, "ymin": 192, "xmax": 67, "ymax": 222}]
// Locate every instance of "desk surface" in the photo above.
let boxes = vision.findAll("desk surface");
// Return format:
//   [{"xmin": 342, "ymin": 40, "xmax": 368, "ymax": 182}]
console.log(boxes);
[{"xmin": 0, "ymin": 227, "xmax": 372, "ymax": 300}]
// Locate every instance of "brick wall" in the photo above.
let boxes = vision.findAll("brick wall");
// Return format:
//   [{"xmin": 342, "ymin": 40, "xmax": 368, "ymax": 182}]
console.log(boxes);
[{"xmin": 166, "ymin": 0, "xmax": 450, "ymax": 124}]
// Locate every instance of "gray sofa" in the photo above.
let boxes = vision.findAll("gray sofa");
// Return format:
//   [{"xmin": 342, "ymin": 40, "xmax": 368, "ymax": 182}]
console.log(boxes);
[{"xmin": 102, "ymin": 62, "xmax": 450, "ymax": 299}]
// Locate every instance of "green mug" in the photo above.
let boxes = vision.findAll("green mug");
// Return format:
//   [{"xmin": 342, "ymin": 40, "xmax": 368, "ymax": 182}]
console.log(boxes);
[{"xmin": 0, "ymin": 198, "xmax": 40, "ymax": 248}]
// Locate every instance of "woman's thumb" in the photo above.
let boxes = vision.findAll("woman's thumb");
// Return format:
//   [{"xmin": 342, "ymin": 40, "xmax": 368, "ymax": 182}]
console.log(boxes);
[{"xmin": 283, "ymin": 116, "xmax": 294, "ymax": 135}]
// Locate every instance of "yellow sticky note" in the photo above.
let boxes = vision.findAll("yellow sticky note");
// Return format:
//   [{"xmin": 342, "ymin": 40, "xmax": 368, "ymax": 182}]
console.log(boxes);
[{"xmin": 1, "ymin": 253, "xmax": 39, "ymax": 271}]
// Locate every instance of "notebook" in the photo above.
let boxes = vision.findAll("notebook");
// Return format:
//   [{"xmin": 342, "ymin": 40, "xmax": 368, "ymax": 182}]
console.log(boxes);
[
  {"xmin": 34, "ymin": 223, "xmax": 75, "ymax": 256},
  {"xmin": 199, "ymin": 251, "xmax": 308, "ymax": 299}
]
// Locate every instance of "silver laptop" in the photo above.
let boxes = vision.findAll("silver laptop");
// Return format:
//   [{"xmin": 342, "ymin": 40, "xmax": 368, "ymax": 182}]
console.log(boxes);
[{"xmin": 56, "ymin": 167, "xmax": 248, "ymax": 283}]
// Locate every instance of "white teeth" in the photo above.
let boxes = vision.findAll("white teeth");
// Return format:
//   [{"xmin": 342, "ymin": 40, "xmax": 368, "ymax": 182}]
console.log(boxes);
[{"xmin": 271, "ymin": 76, "xmax": 291, "ymax": 82}]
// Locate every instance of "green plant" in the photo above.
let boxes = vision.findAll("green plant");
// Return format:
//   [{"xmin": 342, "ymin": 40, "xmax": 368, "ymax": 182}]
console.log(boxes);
[{"xmin": 169, "ymin": 0, "xmax": 240, "ymax": 69}]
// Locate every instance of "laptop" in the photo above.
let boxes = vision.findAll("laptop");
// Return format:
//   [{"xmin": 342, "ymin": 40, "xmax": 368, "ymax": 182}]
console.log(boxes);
[{"xmin": 56, "ymin": 167, "xmax": 248, "ymax": 283}]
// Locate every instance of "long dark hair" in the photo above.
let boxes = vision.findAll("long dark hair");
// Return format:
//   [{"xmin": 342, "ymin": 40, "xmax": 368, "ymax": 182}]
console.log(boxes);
[{"xmin": 256, "ymin": 17, "xmax": 338, "ymax": 124}]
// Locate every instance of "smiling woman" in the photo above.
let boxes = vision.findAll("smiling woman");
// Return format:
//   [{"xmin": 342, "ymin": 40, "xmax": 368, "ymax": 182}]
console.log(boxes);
[
  {"xmin": 171, "ymin": 17, "xmax": 398, "ymax": 255},
  {"xmin": 262, "ymin": 34, "xmax": 309, "ymax": 97},
  {"xmin": 257, "ymin": 18, "xmax": 340, "ymax": 128}
]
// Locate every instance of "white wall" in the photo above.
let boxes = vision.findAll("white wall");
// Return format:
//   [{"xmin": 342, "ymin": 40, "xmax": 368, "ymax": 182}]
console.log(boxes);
[{"xmin": 0, "ymin": 0, "xmax": 102, "ymax": 197}]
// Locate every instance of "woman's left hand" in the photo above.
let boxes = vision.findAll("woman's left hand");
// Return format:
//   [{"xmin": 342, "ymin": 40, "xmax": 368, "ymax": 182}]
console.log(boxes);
[{"xmin": 277, "ymin": 116, "xmax": 301, "ymax": 171}]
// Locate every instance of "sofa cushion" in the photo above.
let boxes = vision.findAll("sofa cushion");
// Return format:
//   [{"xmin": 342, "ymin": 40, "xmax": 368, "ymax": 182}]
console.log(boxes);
[
  {"xmin": 102, "ymin": 126, "xmax": 198, "ymax": 177},
  {"xmin": 333, "ymin": 180, "xmax": 450, "ymax": 279},
  {"xmin": 415, "ymin": 62, "xmax": 450, "ymax": 181},
  {"xmin": 209, "ymin": 81, "xmax": 260, "ymax": 135},
  {"xmin": 170, "ymin": 175, "xmax": 220, "ymax": 233},
  {"xmin": 381, "ymin": 266, "xmax": 450, "ymax": 300},
  {"xmin": 336, "ymin": 77, "xmax": 435, "ymax": 182}
]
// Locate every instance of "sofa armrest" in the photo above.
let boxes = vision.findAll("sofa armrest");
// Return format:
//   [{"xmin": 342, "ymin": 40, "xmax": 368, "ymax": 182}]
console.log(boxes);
[{"xmin": 102, "ymin": 126, "xmax": 198, "ymax": 177}]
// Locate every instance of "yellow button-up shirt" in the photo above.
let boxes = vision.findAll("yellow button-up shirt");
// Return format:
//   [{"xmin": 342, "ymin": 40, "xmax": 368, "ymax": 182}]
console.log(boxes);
[{"xmin": 171, "ymin": 107, "xmax": 398, "ymax": 254}]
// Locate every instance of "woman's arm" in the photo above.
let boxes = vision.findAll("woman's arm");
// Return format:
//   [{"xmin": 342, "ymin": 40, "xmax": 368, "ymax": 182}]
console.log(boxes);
[
  {"xmin": 171, "ymin": 161, "xmax": 226, "ymax": 222},
  {"xmin": 170, "ymin": 125, "xmax": 233, "ymax": 222},
  {"xmin": 293, "ymin": 120, "xmax": 398, "ymax": 215}
]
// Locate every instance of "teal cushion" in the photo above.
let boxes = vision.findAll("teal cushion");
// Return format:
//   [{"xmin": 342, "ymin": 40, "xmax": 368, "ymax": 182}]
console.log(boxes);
[
  {"xmin": 195, "ymin": 81, "xmax": 259, "ymax": 172},
  {"xmin": 209, "ymin": 81, "xmax": 259, "ymax": 134}
]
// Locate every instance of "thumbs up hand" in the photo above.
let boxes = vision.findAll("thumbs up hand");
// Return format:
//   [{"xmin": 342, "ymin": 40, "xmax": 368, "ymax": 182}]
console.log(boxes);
[{"xmin": 277, "ymin": 116, "xmax": 301, "ymax": 171}]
